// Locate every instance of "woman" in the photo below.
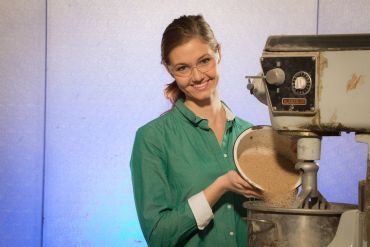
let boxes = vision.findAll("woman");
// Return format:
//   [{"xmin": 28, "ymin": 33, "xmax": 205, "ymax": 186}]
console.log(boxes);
[{"xmin": 130, "ymin": 15, "xmax": 261, "ymax": 247}]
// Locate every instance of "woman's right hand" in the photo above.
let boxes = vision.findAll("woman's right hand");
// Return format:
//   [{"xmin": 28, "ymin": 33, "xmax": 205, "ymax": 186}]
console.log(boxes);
[
  {"xmin": 204, "ymin": 170, "xmax": 263, "ymax": 207},
  {"xmin": 218, "ymin": 170, "xmax": 262, "ymax": 198}
]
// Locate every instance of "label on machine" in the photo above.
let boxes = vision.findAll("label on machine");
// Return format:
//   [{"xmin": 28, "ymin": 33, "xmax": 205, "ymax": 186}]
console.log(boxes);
[{"xmin": 282, "ymin": 98, "xmax": 307, "ymax": 105}]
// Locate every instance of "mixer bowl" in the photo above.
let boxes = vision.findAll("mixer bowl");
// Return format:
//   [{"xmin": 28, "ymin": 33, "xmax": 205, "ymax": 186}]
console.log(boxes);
[{"xmin": 244, "ymin": 200, "xmax": 357, "ymax": 247}]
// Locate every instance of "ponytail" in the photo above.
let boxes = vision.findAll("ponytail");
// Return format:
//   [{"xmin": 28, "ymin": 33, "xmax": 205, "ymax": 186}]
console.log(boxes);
[{"xmin": 164, "ymin": 80, "xmax": 185, "ymax": 105}]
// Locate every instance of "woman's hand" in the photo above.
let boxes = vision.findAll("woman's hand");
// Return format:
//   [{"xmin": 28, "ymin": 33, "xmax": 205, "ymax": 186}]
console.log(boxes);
[
  {"xmin": 203, "ymin": 170, "xmax": 262, "ymax": 207},
  {"xmin": 218, "ymin": 170, "xmax": 262, "ymax": 198}
]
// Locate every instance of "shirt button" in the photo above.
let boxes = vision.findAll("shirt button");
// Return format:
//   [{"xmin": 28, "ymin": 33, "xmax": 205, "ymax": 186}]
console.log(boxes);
[
  {"xmin": 223, "ymin": 153, "xmax": 228, "ymax": 158},
  {"xmin": 227, "ymin": 204, "xmax": 232, "ymax": 209},
  {"xmin": 229, "ymin": 231, "xmax": 235, "ymax": 236}
]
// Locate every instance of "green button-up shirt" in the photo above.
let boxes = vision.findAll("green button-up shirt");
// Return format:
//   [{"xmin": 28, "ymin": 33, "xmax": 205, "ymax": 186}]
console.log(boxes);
[{"xmin": 130, "ymin": 99, "xmax": 252, "ymax": 247}]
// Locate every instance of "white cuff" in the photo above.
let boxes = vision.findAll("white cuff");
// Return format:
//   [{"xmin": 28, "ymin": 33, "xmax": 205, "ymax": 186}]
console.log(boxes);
[{"xmin": 188, "ymin": 191, "xmax": 214, "ymax": 230}]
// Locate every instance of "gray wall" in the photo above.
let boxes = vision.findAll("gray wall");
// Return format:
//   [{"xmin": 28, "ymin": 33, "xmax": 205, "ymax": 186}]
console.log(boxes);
[{"xmin": 1, "ymin": 0, "xmax": 369, "ymax": 246}]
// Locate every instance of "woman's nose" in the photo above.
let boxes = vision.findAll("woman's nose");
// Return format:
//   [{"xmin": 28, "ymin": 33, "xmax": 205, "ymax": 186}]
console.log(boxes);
[{"xmin": 190, "ymin": 67, "xmax": 204, "ymax": 82}]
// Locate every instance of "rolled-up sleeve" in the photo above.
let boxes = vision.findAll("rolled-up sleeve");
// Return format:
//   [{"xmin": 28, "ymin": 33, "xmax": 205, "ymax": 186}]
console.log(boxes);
[{"xmin": 188, "ymin": 191, "xmax": 214, "ymax": 230}]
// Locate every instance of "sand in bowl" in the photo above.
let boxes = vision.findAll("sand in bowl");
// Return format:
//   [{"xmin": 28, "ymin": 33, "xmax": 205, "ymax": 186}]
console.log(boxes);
[{"xmin": 238, "ymin": 149, "xmax": 300, "ymax": 208}]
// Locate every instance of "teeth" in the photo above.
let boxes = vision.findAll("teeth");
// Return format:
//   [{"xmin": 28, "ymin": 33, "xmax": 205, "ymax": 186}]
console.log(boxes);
[{"xmin": 193, "ymin": 81, "xmax": 208, "ymax": 89}]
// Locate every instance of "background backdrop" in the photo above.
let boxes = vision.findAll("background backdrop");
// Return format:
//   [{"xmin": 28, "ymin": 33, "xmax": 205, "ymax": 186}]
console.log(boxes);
[{"xmin": 1, "ymin": 0, "xmax": 370, "ymax": 246}]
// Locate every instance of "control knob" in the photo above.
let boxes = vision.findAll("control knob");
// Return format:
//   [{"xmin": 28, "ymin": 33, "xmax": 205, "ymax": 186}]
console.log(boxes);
[
  {"xmin": 292, "ymin": 71, "xmax": 312, "ymax": 95},
  {"xmin": 265, "ymin": 68, "xmax": 285, "ymax": 86}
]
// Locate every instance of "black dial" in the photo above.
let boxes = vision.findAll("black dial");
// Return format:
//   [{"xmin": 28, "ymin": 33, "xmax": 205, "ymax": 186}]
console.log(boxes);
[{"xmin": 292, "ymin": 71, "xmax": 312, "ymax": 95}]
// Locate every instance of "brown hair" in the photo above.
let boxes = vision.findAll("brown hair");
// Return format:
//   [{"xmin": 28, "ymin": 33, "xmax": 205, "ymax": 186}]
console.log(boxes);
[{"xmin": 161, "ymin": 15, "xmax": 219, "ymax": 104}]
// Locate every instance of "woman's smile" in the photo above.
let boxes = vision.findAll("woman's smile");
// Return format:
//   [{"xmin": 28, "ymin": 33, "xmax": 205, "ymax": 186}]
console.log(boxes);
[{"xmin": 191, "ymin": 79, "xmax": 212, "ymax": 91}]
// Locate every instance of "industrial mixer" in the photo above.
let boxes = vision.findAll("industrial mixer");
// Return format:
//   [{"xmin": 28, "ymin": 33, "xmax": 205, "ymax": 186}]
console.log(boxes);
[{"xmin": 242, "ymin": 34, "xmax": 370, "ymax": 246}]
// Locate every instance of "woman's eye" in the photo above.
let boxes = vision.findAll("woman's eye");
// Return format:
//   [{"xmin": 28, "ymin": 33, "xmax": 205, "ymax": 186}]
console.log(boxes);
[
  {"xmin": 176, "ymin": 66, "xmax": 188, "ymax": 72},
  {"xmin": 199, "ymin": 58, "xmax": 210, "ymax": 65}
]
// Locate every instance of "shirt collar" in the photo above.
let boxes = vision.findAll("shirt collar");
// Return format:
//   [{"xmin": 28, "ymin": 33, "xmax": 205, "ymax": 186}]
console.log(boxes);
[{"xmin": 174, "ymin": 98, "xmax": 235, "ymax": 129}]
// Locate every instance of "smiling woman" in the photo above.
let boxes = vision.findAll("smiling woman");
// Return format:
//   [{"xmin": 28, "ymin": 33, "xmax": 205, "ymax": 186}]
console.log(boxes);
[{"xmin": 130, "ymin": 15, "xmax": 261, "ymax": 247}]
